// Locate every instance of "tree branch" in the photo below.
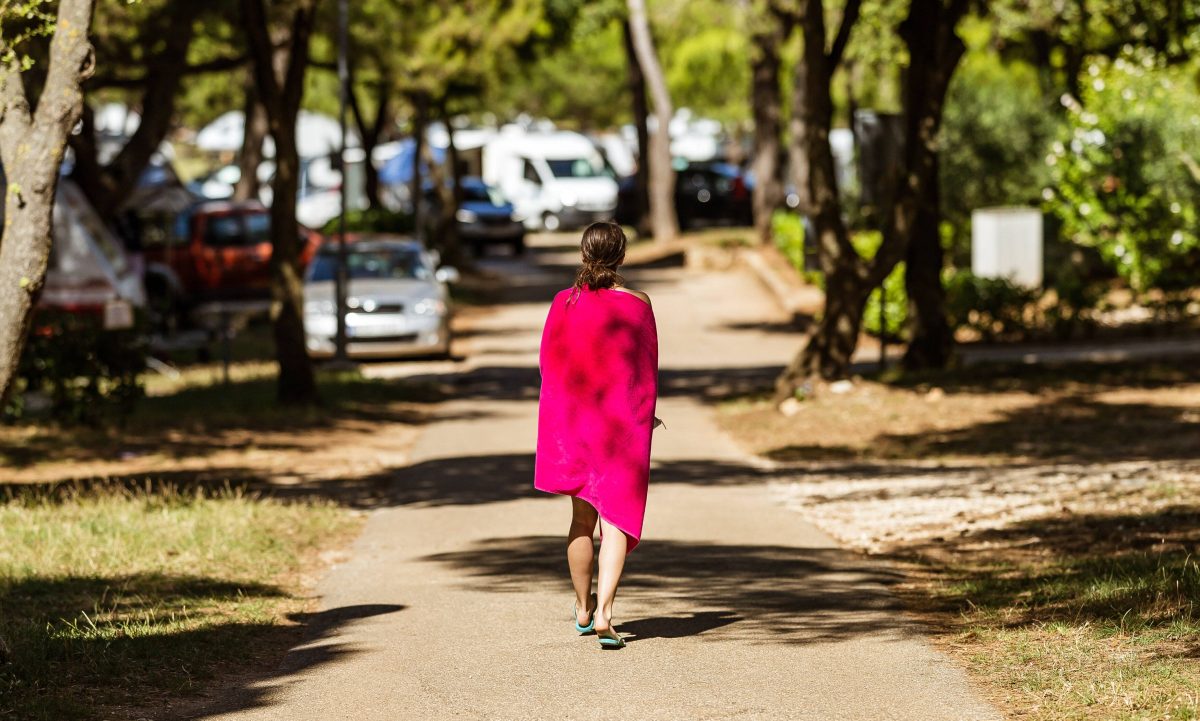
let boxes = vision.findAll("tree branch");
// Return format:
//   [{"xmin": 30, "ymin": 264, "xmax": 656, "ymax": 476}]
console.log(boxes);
[
  {"xmin": 827, "ymin": 0, "xmax": 862, "ymax": 70},
  {"xmin": 87, "ymin": 53, "xmax": 251, "ymax": 89},
  {"xmin": 281, "ymin": 1, "xmax": 317, "ymax": 118},
  {"xmin": 242, "ymin": 0, "xmax": 283, "ymax": 112}
]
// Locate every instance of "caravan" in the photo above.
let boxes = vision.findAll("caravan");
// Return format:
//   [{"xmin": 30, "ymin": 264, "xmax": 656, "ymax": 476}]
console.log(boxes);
[{"xmin": 483, "ymin": 129, "xmax": 618, "ymax": 232}]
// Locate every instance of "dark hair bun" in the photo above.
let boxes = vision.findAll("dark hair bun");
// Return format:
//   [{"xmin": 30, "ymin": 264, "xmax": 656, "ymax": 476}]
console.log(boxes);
[{"xmin": 574, "ymin": 222, "xmax": 627, "ymax": 291}]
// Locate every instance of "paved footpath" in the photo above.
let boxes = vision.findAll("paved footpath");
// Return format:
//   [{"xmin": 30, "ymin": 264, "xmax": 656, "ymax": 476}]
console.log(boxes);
[{"xmin": 195, "ymin": 244, "xmax": 1001, "ymax": 721}]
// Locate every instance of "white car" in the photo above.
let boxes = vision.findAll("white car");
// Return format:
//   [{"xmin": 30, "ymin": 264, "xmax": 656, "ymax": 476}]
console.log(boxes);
[
  {"xmin": 303, "ymin": 237, "xmax": 458, "ymax": 359},
  {"xmin": 482, "ymin": 129, "xmax": 618, "ymax": 231}
]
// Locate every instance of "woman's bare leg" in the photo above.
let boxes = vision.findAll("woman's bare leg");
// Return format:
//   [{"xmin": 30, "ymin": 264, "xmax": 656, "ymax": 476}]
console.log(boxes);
[
  {"xmin": 568, "ymin": 497, "xmax": 598, "ymax": 624},
  {"xmin": 594, "ymin": 516, "xmax": 628, "ymax": 632}
]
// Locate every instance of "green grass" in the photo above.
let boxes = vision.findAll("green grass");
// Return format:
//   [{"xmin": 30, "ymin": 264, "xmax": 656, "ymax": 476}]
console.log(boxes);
[
  {"xmin": 0, "ymin": 484, "xmax": 358, "ymax": 720},
  {"xmin": 911, "ymin": 531, "xmax": 1200, "ymax": 719}
]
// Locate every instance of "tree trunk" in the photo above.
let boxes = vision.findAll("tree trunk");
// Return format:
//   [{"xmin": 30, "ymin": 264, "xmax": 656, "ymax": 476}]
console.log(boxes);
[
  {"xmin": 776, "ymin": 261, "xmax": 873, "ymax": 393},
  {"xmin": 626, "ymin": 0, "xmax": 678, "ymax": 242},
  {"xmin": 349, "ymin": 79, "xmax": 390, "ymax": 211},
  {"xmin": 897, "ymin": 0, "xmax": 968, "ymax": 371},
  {"xmin": 622, "ymin": 20, "xmax": 651, "ymax": 238},
  {"xmin": 409, "ymin": 94, "xmax": 427, "ymax": 237},
  {"xmin": 243, "ymin": 0, "xmax": 319, "ymax": 406},
  {"xmin": 902, "ymin": 155, "xmax": 953, "ymax": 369},
  {"xmin": 0, "ymin": 0, "xmax": 97, "ymax": 406},
  {"xmin": 431, "ymin": 108, "xmax": 467, "ymax": 269},
  {"xmin": 71, "ymin": 0, "xmax": 204, "ymax": 219},
  {"xmin": 786, "ymin": 35, "xmax": 813, "ymax": 217},
  {"xmin": 750, "ymin": 6, "xmax": 786, "ymax": 244},
  {"xmin": 234, "ymin": 70, "xmax": 267, "ymax": 201},
  {"xmin": 775, "ymin": 0, "xmax": 869, "ymax": 399}
]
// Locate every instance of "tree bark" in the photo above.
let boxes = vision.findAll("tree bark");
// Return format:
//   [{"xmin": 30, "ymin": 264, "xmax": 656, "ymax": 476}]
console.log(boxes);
[
  {"xmin": 234, "ymin": 70, "xmax": 268, "ymax": 201},
  {"xmin": 897, "ymin": 0, "xmax": 968, "ymax": 371},
  {"xmin": 776, "ymin": 0, "xmax": 871, "ymax": 399},
  {"xmin": 750, "ymin": 3, "xmax": 787, "ymax": 244},
  {"xmin": 70, "ymin": 0, "xmax": 205, "ymax": 219},
  {"xmin": 409, "ymin": 93, "xmax": 427, "ymax": 236},
  {"xmin": 622, "ymin": 20, "xmax": 651, "ymax": 238},
  {"xmin": 430, "ymin": 107, "xmax": 467, "ymax": 269},
  {"xmin": 626, "ymin": 0, "xmax": 678, "ymax": 242},
  {"xmin": 349, "ymin": 79, "xmax": 389, "ymax": 210},
  {"xmin": 243, "ymin": 0, "xmax": 319, "ymax": 406},
  {"xmin": 0, "ymin": 0, "xmax": 97, "ymax": 407}
]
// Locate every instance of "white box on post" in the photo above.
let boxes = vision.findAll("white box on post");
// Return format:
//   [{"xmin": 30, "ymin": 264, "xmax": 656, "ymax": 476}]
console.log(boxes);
[{"xmin": 971, "ymin": 207, "xmax": 1044, "ymax": 289}]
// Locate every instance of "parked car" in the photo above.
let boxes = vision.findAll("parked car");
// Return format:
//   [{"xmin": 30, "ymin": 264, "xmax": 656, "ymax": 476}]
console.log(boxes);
[
  {"xmin": 302, "ymin": 236, "xmax": 458, "ymax": 359},
  {"xmin": 425, "ymin": 177, "xmax": 525, "ymax": 256},
  {"xmin": 143, "ymin": 200, "xmax": 322, "ymax": 327},
  {"xmin": 482, "ymin": 129, "xmax": 618, "ymax": 231},
  {"xmin": 615, "ymin": 161, "xmax": 754, "ymax": 230}
]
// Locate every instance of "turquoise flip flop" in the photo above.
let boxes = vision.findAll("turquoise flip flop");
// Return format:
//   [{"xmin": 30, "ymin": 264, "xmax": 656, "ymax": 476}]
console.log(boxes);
[
  {"xmin": 573, "ymin": 593, "xmax": 597, "ymax": 634},
  {"xmin": 597, "ymin": 627, "xmax": 625, "ymax": 649}
]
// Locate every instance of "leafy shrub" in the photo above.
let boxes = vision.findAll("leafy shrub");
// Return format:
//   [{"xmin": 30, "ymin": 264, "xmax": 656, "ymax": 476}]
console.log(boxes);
[
  {"xmin": 320, "ymin": 208, "xmax": 414, "ymax": 236},
  {"xmin": 940, "ymin": 28, "xmax": 1059, "ymax": 268},
  {"xmin": 944, "ymin": 270, "xmax": 1039, "ymax": 341},
  {"xmin": 1044, "ymin": 50, "xmax": 1200, "ymax": 296},
  {"xmin": 9, "ymin": 311, "xmax": 146, "ymax": 425},
  {"xmin": 853, "ymin": 231, "xmax": 908, "ymax": 339},
  {"xmin": 771, "ymin": 211, "xmax": 805, "ymax": 271}
]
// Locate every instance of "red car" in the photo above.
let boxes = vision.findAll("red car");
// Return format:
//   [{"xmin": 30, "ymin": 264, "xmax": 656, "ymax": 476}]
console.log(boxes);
[{"xmin": 144, "ymin": 200, "xmax": 322, "ymax": 326}]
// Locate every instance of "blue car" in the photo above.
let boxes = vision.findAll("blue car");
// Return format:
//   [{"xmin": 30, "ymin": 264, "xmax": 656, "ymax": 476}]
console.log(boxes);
[{"xmin": 454, "ymin": 177, "xmax": 526, "ymax": 256}]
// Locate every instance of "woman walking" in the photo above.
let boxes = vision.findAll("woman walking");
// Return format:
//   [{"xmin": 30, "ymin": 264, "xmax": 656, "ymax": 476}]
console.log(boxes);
[{"xmin": 534, "ymin": 221, "xmax": 659, "ymax": 649}]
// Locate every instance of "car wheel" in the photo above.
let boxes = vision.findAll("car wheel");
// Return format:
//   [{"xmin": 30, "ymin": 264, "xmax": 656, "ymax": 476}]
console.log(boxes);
[{"xmin": 542, "ymin": 212, "xmax": 560, "ymax": 232}]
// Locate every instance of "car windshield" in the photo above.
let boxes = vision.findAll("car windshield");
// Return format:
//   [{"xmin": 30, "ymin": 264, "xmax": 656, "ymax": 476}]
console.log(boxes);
[
  {"xmin": 546, "ymin": 158, "xmax": 603, "ymax": 179},
  {"xmin": 309, "ymin": 247, "xmax": 430, "ymax": 282},
  {"xmin": 206, "ymin": 212, "xmax": 271, "ymax": 247},
  {"xmin": 462, "ymin": 183, "xmax": 506, "ymax": 206}
]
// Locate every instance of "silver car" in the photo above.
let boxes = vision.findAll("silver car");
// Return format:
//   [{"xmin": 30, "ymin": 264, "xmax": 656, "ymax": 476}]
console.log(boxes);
[{"xmin": 303, "ymin": 237, "xmax": 458, "ymax": 358}]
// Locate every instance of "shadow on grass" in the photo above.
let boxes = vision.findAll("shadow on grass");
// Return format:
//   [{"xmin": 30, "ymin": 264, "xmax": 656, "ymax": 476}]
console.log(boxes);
[
  {"xmin": 763, "ymin": 393, "xmax": 1200, "ymax": 464},
  {"xmin": 1, "ymin": 372, "xmax": 446, "ymax": 470},
  {"xmin": 425, "ymin": 536, "xmax": 911, "ymax": 645},
  {"xmin": 896, "ymin": 507, "xmax": 1200, "ymax": 643},
  {"xmin": 0, "ymin": 570, "xmax": 403, "ymax": 721}
]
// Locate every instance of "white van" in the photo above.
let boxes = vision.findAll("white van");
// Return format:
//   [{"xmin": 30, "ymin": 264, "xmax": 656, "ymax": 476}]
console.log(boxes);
[{"xmin": 483, "ymin": 129, "xmax": 618, "ymax": 231}]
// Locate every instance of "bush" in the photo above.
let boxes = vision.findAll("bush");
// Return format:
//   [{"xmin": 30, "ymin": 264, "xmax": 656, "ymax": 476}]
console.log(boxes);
[
  {"xmin": 8, "ymin": 311, "xmax": 147, "ymax": 426},
  {"xmin": 320, "ymin": 207, "xmax": 414, "ymax": 236},
  {"xmin": 771, "ymin": 211, "xmax": 806, "ymax": 272},
  {"xmin": 853, "ymin": 231, "xmax": 908, "ymax": 340},
  {"xmin": 944, "ymin": 270, "xmax": 1039, "ymax": 341},
  {"xmin": 1044, "ymin": 50, "xmax": 1200, "ymax": 296},
  {"xmin": 940, "ymin": 26, "xmax": 1059, "ymax": 268}
]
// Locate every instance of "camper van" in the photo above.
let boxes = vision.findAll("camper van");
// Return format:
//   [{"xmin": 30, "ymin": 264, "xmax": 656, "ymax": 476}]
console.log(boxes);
[{"xmin": 482, "ymin": 129, "xmax": 618, "ymax": 232}]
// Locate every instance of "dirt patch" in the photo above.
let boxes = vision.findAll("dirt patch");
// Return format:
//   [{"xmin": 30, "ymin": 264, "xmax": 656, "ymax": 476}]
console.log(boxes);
[{"xmin": 721, "ymin": 361, "xmax": 1200, "ymax": 719}]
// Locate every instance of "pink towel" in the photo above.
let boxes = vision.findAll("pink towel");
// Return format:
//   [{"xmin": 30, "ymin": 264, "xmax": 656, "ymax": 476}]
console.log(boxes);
[{"xmin": 534, "ymin": 286, "xmax": 659, "ymax": 552}]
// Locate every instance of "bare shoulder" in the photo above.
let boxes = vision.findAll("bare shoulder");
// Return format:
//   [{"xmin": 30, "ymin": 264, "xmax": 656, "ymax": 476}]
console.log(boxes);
[{"xmin": 611, "ymin": 286, "xmax": 652, "ymax": 306}]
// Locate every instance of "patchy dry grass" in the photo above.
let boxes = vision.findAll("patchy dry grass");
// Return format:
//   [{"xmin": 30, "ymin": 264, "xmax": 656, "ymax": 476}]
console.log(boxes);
[
  {"xmin": 722, "ymin": 360, "xmax": 1200, "ymax": 720},
  {"xmin": 0, "ymin": 484, "xmax": 361, "ymax": 720},
  {"xmin": 1, "ymin": 366, "xmax": 442, "ymax": 505}
]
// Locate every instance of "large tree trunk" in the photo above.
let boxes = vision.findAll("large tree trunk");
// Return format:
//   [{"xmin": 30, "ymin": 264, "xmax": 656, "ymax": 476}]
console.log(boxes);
[
  {"xmin": 0, "ymin": 0, "xmax": 97, "ymax": 406},
  {"xmin": 750, "ymin": 5, "xmax": 787, "ymax": 244},
  {"xmin": 70, "ymin": 1, "xmax": 204, "ymax": 219},
  {"xmin": 902, "ymin": 155, "xmax": 953, "ymax": 369},
  {"xmin": 234, "ymin": 70, "xmax": 268, "ymax": 201},
  {"xmin": 622, "ymin": 20, "xmax": 651, "ymax": 238},
  {"xmin": 897, "ymin": 0, "xmax": 968, "ymax": 371},
  {"xmin": 777, "ymin": 261, "xmax": 873, "ymax": 389},
  {"xmin": 243, "ymin": 0, "xmax": 319, "ymax": 405},
  {"xmin": 626, "ymin": 0, "xmax": 678, "ymax": 242},
  {"xmin": 775, "ymin": 0, "xmax": 868, "ymax": 399}
]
